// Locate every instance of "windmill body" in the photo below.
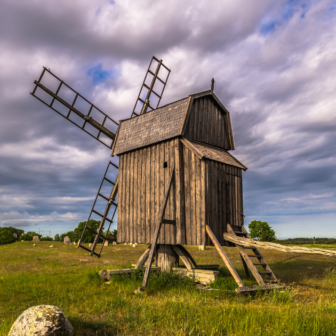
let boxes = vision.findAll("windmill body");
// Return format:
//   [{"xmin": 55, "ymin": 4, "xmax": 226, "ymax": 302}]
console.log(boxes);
[
  {"xmin": 31, "ymin": 57, "xmax": 282, "ymax": 291},
  {"xmin": 112, "ymin": 91, "xmax": 247, "ymax": 247}
]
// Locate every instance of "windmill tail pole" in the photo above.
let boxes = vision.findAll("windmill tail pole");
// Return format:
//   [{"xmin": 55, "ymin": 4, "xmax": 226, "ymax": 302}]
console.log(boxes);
[{"xmin": 223, "ymin": 234, "xmax": 336, "ymax": 257}]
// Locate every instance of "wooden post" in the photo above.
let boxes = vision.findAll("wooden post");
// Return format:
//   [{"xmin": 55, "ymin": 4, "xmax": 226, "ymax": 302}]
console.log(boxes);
[
  {"xmin": 157, "ymin": 244, "xmax": 178, "ymax": 272},
  {"xmin": 142, "ymin": 166, "xmax": 175, "ymax": 288},
  {"xmin": 205, "ymin": 225, "xmax": 245, "ymax": 288}
]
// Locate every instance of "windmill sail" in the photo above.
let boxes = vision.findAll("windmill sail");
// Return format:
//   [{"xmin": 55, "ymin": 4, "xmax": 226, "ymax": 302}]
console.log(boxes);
[
  {"xmin": 131, "ymin": 56, "xmax": 171, "ymax": 118},
  {"xmin": 79, "ymin": 56, "xmax": 171, "ymax": 257},
  {"xmin": 31, "ymin": 67, "xmax": 118, "ymax": 149}
]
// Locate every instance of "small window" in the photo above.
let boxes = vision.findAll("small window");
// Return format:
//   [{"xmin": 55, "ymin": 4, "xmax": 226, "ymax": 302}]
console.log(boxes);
[{"xmin": 163, "ymin": 162, "xmax": 168, "ymax": 168}]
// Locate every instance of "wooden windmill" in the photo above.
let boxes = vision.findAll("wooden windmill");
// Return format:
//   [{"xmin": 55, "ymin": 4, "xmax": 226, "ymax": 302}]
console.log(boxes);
[{"xmin": 31, "ymin": 57, "xmax": 281, "ymax": 292}]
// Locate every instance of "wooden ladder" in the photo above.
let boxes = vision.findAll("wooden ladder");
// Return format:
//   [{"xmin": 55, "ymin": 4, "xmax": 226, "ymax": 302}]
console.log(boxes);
[{"xmin": 227, "ymin": 224, "xmax": 278, "ymax": 285}]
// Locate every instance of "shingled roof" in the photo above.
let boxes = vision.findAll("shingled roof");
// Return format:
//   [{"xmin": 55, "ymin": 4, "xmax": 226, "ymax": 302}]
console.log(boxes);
[
  {"xmin": 181, "ymin": 138, "xmax": 247, "ymax": 170},
  {"xmin": 111, "ymin": 90, "xmax": 232, "ymax": 156},
  {"xmin": 112, "ymin": 97, "xmax": 190, "ymax": 155}
]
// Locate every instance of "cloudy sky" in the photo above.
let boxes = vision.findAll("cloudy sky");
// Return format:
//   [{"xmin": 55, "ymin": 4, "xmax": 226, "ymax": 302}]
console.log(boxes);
[{"xmin": 0, "ymin": 0, "xmax": 335, "ymax": 238}]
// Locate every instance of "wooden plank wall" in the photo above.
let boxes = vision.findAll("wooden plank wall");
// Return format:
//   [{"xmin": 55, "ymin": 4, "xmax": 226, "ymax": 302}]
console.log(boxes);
[
  {"xmin": 117, "ymin": 138, "xmax": 184, "ymax": 244},
  {"xmin": 184, "ymin": 96, "xmax": 232, "ymax": 150},
  {"xmin": 182, "ymin": 146, "xmax": 206, "ymax": 245},
  {"xmin": 205, "ymin": 161, "xmax": 243, "ymax": 246}
]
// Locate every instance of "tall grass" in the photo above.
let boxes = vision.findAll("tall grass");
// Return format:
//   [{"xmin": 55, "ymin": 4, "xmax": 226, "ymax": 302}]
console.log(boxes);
[{"xmin": 1, "ymin": 241, "xmax": 336, "ymax": 335}]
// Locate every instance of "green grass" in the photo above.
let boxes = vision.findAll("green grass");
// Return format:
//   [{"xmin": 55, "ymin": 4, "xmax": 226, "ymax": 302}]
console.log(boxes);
[{"xmin": 1, "ymin": 241, "xmax": 336, "ymax": 335}]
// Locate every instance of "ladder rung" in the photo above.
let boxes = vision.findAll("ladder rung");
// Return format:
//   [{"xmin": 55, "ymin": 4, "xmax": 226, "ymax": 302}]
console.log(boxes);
[
  {"xmin": 259, "ymin": 271, "xmax": 272, "ymax": 274},
  {"xmin": 85, "ymin": 227, "xmax": 109, "ymax": 241},
  {"xmin": 78, "ymin": 244, "xmax": 100, "ymax": 257},
  {"xmin": 104, "ymin": 177, "xmax": 115, "ymax": 185},
  {"xmin": 91, "ymin": 210, "xmax": 112, "ymax": 223},
  {"xmin": 98, "ymin": 193, "xmax": 109, "ymax": 201}
]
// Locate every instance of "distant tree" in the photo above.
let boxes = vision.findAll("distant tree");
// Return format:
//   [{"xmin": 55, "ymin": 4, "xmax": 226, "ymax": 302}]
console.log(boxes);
[
  {"xmin": 54, "ymin": 234, "xmax": 60, "ymax": 241},
  {"xmin": 40, "ymin": 236, "xmax": 53, "ymax": 241},
  {"xmin": 0, "ymin": 228, "xmax": 16, "ymax": 245},
  {"xmin": 6, "ymin": 227, "xmax": 24, "ymax": 238},
  {"xmin": 20, "ymin": 231, "xmax": 42, "ymax": 241},
  {"xmin": 248, "ymin": 220, "xmax": 276, "ymax": 242},
  {"xmin": 73, "ymin": 220, "xmax": 102, "ymax": 243}
]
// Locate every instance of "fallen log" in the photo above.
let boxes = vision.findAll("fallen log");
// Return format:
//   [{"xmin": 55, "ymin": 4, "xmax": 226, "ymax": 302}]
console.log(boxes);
[{"xmin": 223, "ymin": 234, "xmax": 336, "ymax": 257}]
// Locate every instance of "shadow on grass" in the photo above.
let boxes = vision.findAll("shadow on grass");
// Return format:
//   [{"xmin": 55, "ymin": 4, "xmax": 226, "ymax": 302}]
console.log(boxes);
[{"xmin": 70, "ymin": 318, "xmax": 118, "ymax": 336}]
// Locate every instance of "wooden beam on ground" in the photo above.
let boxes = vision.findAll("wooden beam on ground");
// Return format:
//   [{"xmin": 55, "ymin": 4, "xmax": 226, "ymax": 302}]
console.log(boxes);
[
  {"xmin": 135, "ymin": 246, "xmax": 151, "ymax": 269},
  {"xmin": 205, "ymin": 225, "xmax": 245, "ymax": 288},
  {"xmin": 142, "ymin": 166, "xmax": 175, "ymax": 288}
]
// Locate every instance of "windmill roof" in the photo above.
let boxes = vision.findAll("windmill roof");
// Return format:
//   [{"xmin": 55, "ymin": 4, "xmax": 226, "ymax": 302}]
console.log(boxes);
[
  {"xmin": 111, "ymin": 90, "xmax": 232, "ymax": 155},
  {"xmin": 181, "ymin": 138, "xmax": 247, "ymax": 170},
  {"xmin": 112, "ymin": 97, "xmax": 190, "ymax": 155}
]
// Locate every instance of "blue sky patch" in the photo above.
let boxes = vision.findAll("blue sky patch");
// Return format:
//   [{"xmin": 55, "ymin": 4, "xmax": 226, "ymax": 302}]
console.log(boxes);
[
  {"xmin": 86, "ymin": 63, "xmax": 120, "ymax": 84},
  {"xmin": 259, "ymin": 0, "xmax": 315, "ymax": 36}
]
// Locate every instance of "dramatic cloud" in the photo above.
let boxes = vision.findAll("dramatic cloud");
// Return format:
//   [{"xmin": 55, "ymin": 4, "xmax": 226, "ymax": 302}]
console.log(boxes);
[{"xmin": 0, "ymin": 0, "xmax": 335, "ymax": 237}]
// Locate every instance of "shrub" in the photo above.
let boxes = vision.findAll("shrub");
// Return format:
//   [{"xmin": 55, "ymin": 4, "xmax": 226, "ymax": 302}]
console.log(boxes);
[{"xmin": 0, "ymin": 228, "xmax": 16, "ymax": 245}]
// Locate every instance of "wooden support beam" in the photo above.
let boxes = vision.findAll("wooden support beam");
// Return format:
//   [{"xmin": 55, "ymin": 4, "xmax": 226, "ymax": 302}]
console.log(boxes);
[
  {"xmin": 142, "ymin": 166, "xmax": 175, "ymax": 288},
  {"xmin": 135, "ymin": 246, "xmax": 151, "ymax": 269},
  {"xmin": 227, "ymin": 224, "xmax": 265, "ymax": 286},
  {"xmin": 205, "ymin": 225, "xmax": 245, "ymax": 288}
]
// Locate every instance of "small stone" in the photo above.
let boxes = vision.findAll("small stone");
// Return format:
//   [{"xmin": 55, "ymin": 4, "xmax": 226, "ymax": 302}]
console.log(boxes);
[
  {"xmin": 49, "ymin": 245, "xmax": 54, "ymax": 248},
  {"xmin": 64, "ymin": 236, "xmax": 71, "ymax": 245},
  {"xmin": 112, "ymin": 241, "xmax": 117, "ymax": 245},
  {"xmin": 132, "ymin": 244, "xmax": 136, "ymax": 247},
  {"xmin": 73, "ymin": 242, "xmax": 76, "ymax": 246},
  {"xmin": 33, "ymin": 236, "xmax": 40, "ymax": 242},
  {"xmin": 21, "ymin": 240, "xmax": 24, "ymax": 242},
  {"xmin": 8, "ymin": 305, "xmax": 73, "ymax": 336},
  {"xmin": 89, "ymin": 243, "xmax": 92, "ymax": 247},
  {"xmin": 124, "ymin": 243, "xmax": 127, "ymax": 245},
  {"xmin": 104, "ymin": 241, "xmax": 109, "ymax": 246},
  {"xmin": 198, "ymin": 245, "xmax": 206, "ymax": 251},
  {"xmin": 33, "ymin": 244, "xmax": 36, "ymax": 247},
  {"xmin": 134, "ymin": 287, "xmax": 144, "ymax": 294}
]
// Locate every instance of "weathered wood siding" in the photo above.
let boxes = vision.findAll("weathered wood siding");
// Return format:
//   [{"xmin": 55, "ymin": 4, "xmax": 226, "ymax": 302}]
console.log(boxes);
[
  {"xmin": 182, "ymin": 146, "xmax": 206, "ymax": 245},
  {"xmin": 117, "ymin": 138, "xmax": 184, "ymax": 244},
  {"xmin": 204, "ymin": 161, "xmax": 243, "ymax": 246},
  {"xmin": 184, "ymin": 96, "xmax": 233, "ymax": 150},
  {"xmin": 117, "ymin": 138, "xmax": 243, "ymax": 246}
]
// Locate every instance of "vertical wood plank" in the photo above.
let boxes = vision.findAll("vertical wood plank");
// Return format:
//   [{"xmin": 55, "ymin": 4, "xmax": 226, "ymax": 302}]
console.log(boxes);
[
  {"xmin": 137, "ymin": 149, "xmax": 141, "ymax": 242},
  {"xmin": 217, "ymin": 163, "xmax": 222, "ymax": 245},
  {"xmin": 175, "ymin": 139, "xmax": 181, "ymax": 244},
  {"xmin": 133, "ymin": 151, "xmax": 138, "ymax": 243},
  {"xmin": 194, "ymin": 98, "xmax": 199, "ymax": 141},
  {"xmin": 189, "ymin": 102, "xmax": 195, "ymax": 140},
  {"xmin": 129, "ymin": 151, "xmax": 134, "ymax": 243},
  {"xmin": 184, "ymin": 147, "xmax": 191, "ymax": 244},
  {"xmin": 141, "ymin": 148, "xmax": 146, "ymax": 243},
  {"xmin": 179, "ymin": 140, "xmax": 186, "ymax": 244},
  {"xmin": 171, "ymin": 140, "xmax": 176, "ymax": 244},
  {"xmin": 214, "ymin": 161, "xmax": 218, "ymax": 241},
  {"xmin": 146, "ymin": 146, "xmax": 151, "ymax": 242},
  {"xmin": 196, "ymin": 156, "xmax": 201, "ymax": 245},
  {"xmin": 155, "ymin": 144, "xmax": 160, "ymax": 244},
  {"xmin": 190, "ymin": 151, "xmax": 196, "ymax": 245},
  {"xmin": 118, "ymin": 155, "xmax": 124, "ymax": 243},
  {"xmin": 201, "ymin": 98, "xmax": 206, "ymax": 143},
  {"xmin": 201, "ymin": 160, "xmax": 206, "ymax": 246},
  {"xmin": 125, "ymin": 153, "xmax": 130, "ymax": 243},
  {"xmin": 159, "ymin": 143, "xmax": 165, "ymax": 243},
  {"xmin": 150, "ymin": 145, "xmax": 155, "ymax": 242}
]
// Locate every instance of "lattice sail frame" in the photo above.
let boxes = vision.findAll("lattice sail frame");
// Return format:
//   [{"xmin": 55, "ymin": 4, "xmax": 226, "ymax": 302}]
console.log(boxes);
[{"xmin": 31, "ymin": 67, "xmax": 118, "ymax": 149}]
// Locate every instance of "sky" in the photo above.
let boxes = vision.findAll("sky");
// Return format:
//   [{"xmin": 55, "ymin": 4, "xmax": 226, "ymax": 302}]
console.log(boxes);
[{"xmin": 0, "ymin": 0, "xmax": 335, "ymax": 238}]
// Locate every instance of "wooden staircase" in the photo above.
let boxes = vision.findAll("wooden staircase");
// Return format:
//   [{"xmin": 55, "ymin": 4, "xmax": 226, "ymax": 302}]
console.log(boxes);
[
  {"xmin": 227, "ymin": 224, "xmax": 279, "ymax": 286},
  {"xmin": 206, "ymin": 224, "xmax": 284, "ymax": 293}
]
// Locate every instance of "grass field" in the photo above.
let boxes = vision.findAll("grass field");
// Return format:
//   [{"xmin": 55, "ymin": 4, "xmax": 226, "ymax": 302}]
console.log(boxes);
[{"xmin": 1, "ymin": 241, "xmax": 336, "ymax": 335}]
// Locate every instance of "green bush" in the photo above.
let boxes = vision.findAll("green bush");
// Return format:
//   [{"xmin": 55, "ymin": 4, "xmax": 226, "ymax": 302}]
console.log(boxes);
[
  {"xmin": 20, "ymin": 231, "xmax": 42, "ymax": 241},
  {"xmin": 0, "ymin": 228, "xmax": 16, "ymax": 245},
  {"xmin": 248, "ymin": 220, "xmax": 276, "ymax": 242}
]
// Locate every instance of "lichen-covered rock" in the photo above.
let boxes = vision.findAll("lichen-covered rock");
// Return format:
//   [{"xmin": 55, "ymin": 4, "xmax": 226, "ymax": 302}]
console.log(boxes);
[
  {"xmin": 33, "ymin": 236, "xmax": 40, "ymax": 241},
  {"xmin": 8, "ymin": 305, "xmax": 74, "ymax": 336},
  {"xmin": 64, "ymin": 236, "xmax": 71, "ymax": 245}
]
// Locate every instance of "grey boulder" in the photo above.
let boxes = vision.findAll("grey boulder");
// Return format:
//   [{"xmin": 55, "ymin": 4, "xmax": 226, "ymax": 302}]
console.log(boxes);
[{"xmin": 8, "ymin": 305, "xmax": 73, "ymax": 336}]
